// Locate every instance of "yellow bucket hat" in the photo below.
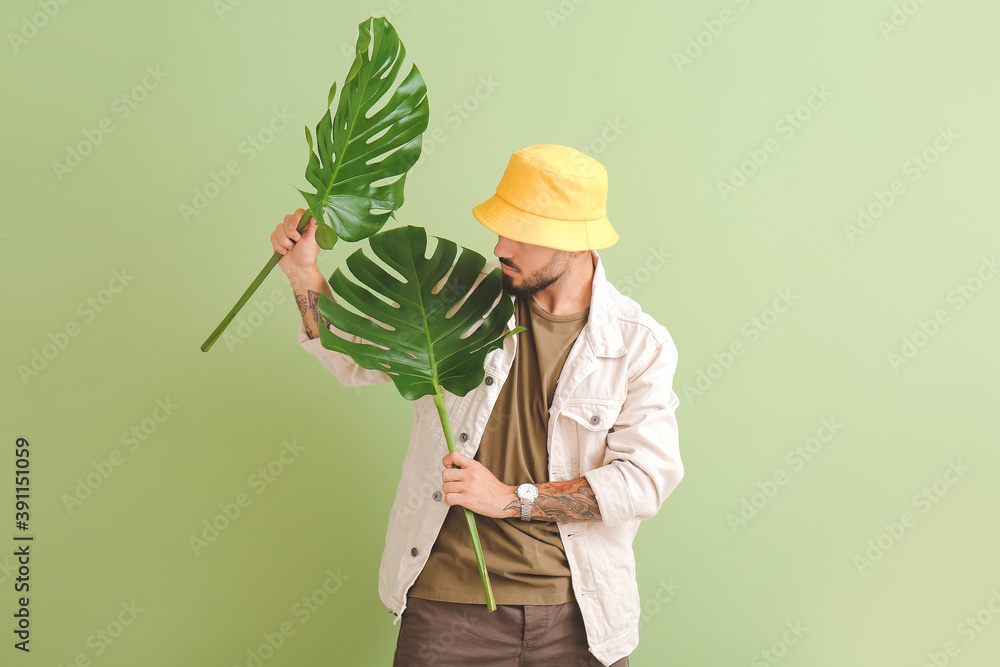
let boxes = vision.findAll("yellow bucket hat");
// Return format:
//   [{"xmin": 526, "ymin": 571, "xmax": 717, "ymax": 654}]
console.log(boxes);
[{"xmin": 472, "ymin": 144, "xmax": 619, "ymax": 251}]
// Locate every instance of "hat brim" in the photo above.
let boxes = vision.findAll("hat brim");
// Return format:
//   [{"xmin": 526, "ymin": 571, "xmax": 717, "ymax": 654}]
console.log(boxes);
[{"xmin": 473, "ymin": 194, "xmax": 618, "ymax": 252}]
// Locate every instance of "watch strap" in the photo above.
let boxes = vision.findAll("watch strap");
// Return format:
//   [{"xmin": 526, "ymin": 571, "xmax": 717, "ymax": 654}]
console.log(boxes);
[{"xmin": 520, "ymin": 494, "xmax": 533, "ymax": 521}]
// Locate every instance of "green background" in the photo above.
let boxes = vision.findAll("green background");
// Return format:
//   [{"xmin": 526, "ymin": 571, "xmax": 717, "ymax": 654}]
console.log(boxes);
[{"xmin": 3, "ymin": 1, "xmax": 999, "ymax": 665}]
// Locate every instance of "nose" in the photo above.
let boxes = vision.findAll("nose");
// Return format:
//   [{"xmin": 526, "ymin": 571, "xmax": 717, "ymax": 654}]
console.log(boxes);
[{"xmin": 494, "ymin": 235, "xmax": 514, "ymax": 260}]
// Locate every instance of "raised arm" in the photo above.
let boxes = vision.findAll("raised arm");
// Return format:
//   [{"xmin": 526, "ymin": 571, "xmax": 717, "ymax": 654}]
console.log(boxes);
[
  {"xmin": 272, "ymin": 208, "xmax": 391, "ymax": 387},
  {"xmin": 271, "ymin": 208, "xmax": 333, "ymax": 340}
]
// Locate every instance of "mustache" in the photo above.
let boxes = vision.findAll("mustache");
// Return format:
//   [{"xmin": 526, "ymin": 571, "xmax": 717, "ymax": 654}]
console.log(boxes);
[{"xmin": 499, "ymin": 258, "xmax": 519, "ymax": 271}]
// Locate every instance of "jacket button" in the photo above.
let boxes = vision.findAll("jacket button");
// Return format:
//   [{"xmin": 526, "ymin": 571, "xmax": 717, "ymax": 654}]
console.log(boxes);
[
  {"xmin": 590, "ymin": 415, "xmax": 600, "ymax": 425},
  {"xmin": 460, "ymin": 432, "xmax": 468, "ymax": 442},
  {"xmin": 432, "ymin": 491, "xmax": 442, "ymax": 502},
  {"xmin": 410, "ymin": 547, "xmax": 419, "ymax": 557},
  {"xmin": 485, "ymin": 376, "xmax": 494, "ymax": 386}
]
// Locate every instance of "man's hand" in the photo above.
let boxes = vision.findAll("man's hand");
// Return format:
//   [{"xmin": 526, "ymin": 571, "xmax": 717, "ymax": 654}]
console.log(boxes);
[
  {"xmin": 272, "ymin": 208, "xmax": 321, "ymax": 280},
  {"xmin": 441, "ymin": 451, "xmax": 517, "ymax": 519}
]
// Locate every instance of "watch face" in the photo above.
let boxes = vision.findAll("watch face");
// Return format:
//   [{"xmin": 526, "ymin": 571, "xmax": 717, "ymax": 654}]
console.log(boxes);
[{"xmin": 518, "ymin": 483, "xmax": 539, "ymax": 501}]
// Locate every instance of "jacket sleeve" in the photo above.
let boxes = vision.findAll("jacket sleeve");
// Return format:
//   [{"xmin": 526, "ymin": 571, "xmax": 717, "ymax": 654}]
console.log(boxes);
[
  {"xmin": 297, "ymin": 320, "xmax": 392, "ymax": 387},
  {"xmin": 583, "ymin": 334, "xmax": 684, "ymax": 528}
]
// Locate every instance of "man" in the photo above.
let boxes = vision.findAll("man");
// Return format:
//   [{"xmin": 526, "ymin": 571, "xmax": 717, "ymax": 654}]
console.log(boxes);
[{"xmin": 271, "ymin": 145, "xmax": 683, "ymax": 666}]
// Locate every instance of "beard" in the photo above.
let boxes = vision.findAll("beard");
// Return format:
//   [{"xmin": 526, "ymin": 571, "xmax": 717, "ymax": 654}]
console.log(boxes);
[{"xmin": 500, "ymin": 251, "xmax": 570, "ymax": 299}]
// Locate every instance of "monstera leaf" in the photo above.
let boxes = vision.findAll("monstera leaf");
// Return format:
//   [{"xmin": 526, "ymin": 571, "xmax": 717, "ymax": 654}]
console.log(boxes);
[
  {"xmin": 317, "ymin": 225, "xmax": 525, "ymax": 611},
  {"xmin": 299, "ymin": 16, "xmax": 429, "ymax": 246},
  {"xmin": 201, "ymin": 16, "xmax": 427, "ymax": 352},
  {"xmin": 318, "ymin": 226, "xmax": 517, "ymax": 399}
]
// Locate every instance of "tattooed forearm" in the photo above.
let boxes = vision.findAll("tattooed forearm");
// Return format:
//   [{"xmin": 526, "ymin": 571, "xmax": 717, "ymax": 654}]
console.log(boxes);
[
  {"xmin": 289, "ymin": 271, "xmax": 334, "ymax": 340},
  {"xmin": 503, "ymin": 477, "xmax": 603, "ymax": 522},
  {"xmin": 294, "ymin": 289, "xmax": 333, "ymax": 339}
]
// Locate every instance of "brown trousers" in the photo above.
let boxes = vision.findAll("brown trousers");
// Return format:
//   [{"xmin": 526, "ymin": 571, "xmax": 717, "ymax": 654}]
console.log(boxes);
[{"xmin": 392, "ymin": 597, "xmax": 629, "ymax": 667}]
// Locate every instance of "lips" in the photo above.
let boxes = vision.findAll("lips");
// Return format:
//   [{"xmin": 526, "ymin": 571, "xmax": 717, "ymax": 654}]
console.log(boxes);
[{"xmin": 501, "ymin": 264, "xmax": 518, "ymax": 275}]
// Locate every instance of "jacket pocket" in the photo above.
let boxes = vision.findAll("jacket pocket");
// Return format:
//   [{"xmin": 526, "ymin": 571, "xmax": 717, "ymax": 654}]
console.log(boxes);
[{"xmin": 559, "ymin": 399, "xmax": 624, "ymax": 473}]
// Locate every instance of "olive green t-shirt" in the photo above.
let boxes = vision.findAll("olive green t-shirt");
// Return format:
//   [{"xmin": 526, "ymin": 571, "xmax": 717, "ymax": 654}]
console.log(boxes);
[{"xmin": 407, "ymin": 294, "xmax": 590, "ymax": 605}]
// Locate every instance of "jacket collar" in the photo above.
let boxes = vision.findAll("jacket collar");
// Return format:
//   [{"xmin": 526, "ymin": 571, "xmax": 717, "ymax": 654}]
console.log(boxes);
[{"xmin": 584, "ymin": 251, "xmax": 628, "ymax": 358}]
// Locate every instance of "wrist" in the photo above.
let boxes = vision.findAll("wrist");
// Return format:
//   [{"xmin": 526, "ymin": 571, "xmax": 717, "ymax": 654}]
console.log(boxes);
[
  {"xmin": 287, "ymin": 268, "xmax": 326, "ymax": 289},
  {"xmin": 499, "ymin": 485, "xmax": 518, "ymax": 518}
]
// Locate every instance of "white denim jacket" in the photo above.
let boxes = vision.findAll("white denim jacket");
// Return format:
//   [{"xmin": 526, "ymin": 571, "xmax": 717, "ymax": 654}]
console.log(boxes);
[{"xmin": 297, "ymin": 251, "xmax": 683, "ymax": 666}]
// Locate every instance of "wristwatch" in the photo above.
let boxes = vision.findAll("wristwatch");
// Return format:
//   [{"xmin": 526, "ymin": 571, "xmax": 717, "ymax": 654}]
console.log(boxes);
[{"xmin": 516, "ymin": 483, "xmax": 539, "ymax": 521}]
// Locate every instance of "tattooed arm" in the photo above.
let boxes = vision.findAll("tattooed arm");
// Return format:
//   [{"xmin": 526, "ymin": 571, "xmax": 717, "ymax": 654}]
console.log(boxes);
[
  {"xmin": 292, "ymin": 279, "xmax": 334, "ymax": 340},
  {"xmin": 503, "ymin": 478, "xmax": 602, "ymax": 522},
  {"xmin": 271, "ymin": 209, "xmax": 335, "ymax": 340},
  {"xmin": 440, "ymin": 452, "xmax": 602, "ymax": 522}
]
